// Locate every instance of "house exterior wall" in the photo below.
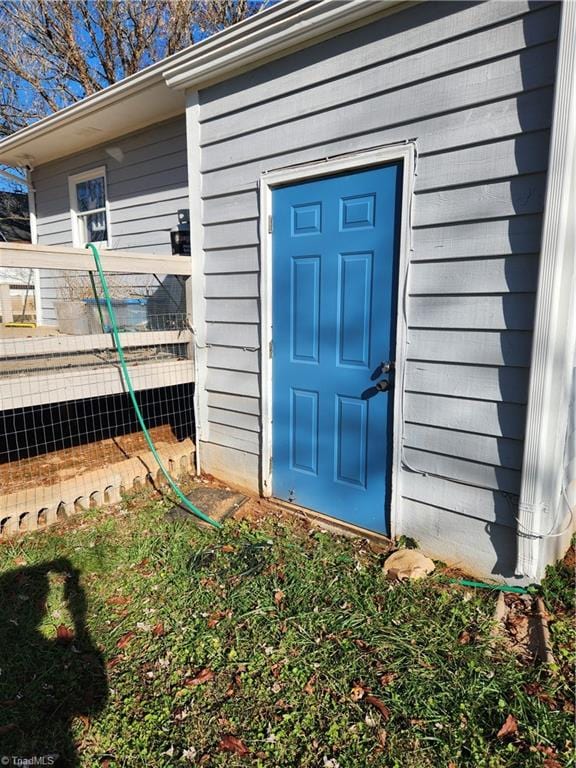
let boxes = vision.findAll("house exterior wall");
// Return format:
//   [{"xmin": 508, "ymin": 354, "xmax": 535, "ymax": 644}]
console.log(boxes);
[
  {"xmin": 196, "ymin": 0, "xmax": 560, "ymax": 579},
  {"xmin": 33, "ymin": 116, "xmax": 188, "ymax": 324}
]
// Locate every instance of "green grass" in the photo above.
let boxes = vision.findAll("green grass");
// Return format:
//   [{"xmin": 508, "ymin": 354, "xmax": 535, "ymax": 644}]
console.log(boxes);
[{"xmin": 0, "ymin": 489, "xmax": 574, "ymax": 767}]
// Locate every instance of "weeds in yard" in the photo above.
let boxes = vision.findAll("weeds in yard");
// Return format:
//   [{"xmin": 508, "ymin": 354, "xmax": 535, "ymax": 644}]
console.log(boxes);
[{"xmin": 0, "ymin": 490, "xmax": 573, "ymax": 767}]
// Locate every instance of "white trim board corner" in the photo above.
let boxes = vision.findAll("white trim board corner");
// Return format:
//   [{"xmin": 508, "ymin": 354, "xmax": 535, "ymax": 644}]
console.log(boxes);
[
  {"xmin": 517, "ymin": 0, "xmax": 576, "ymax": 579},
  {"xmin": 185, "ymin": 90, "xmax": 208, "ymax": 476},
  {"xmin": 259, "ymin": 142, "xmax": 416, "ymax": 540}
]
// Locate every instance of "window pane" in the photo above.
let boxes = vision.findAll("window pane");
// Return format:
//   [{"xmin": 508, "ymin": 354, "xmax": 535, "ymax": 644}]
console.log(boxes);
[
  {"xmin": 79, "ymin": 211, "xmax": 108, "ymax": 243},
  {"xmin": 76, "ymin": 177, "xmax": 105, "ymax": 212}
]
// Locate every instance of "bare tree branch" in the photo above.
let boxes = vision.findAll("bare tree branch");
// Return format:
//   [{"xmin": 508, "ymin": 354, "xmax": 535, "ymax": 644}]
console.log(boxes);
[{"xmin": 0, "ymin": 0, "xmax": 268, "ymax": 138}]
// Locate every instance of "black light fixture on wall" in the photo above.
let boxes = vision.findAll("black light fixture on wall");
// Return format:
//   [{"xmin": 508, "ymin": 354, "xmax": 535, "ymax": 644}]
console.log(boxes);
[{"xmin": 171, "ymin": 209, "xmax": 190, "ymax": 256}]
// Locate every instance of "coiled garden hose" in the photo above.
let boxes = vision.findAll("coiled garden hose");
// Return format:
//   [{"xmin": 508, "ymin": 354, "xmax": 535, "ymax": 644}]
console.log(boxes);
[{"xmin": 86, "ymin": 243, "xmax": 221, "ymax": 529}]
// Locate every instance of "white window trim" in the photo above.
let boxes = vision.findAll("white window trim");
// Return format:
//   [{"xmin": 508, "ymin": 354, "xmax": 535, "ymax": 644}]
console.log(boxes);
[
  {"xmin": 68, "ymin": 166, "xmax": 111, "ymax": 249},
  {"xmin": 259, "ymin": 142, "xmax": 416, "ymax": 540}
]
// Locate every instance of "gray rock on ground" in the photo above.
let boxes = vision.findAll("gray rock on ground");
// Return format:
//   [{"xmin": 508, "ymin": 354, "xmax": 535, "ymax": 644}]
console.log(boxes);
[{"xmin": 383, "ymin": 549, "xmax": 435, "ymax": 581}]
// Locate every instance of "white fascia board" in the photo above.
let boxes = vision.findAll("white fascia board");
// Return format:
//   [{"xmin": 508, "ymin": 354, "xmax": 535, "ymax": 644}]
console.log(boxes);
[
  {"xmin": 517, "ymin": 0, "xmax": 576, "ymax": 580},
  {"xmin": 164, "ymin": 0, "xmax": 408, "ymax": 90}
]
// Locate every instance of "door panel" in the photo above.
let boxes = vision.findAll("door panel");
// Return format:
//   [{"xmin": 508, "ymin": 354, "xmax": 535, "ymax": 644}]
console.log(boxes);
[{"xmin": 272, "ymin": 164, "xmax": 401, "ymax": 533}]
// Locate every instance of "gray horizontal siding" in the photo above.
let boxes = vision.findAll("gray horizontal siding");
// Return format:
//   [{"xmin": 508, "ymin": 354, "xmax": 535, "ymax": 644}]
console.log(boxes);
[
  {"xmin": 404, "ymin": 424, "xmax": 524, "ymax": 471},
  {"xmin": 410, "ymin": 255, "xmax": 540, "ymax": 295},
  {"xmin": 200, "ymin": 87, "xmax": 555, "ymax": 197},
  {"xmin": 200, "ymin": 6, "xmax": 557, "ymax": 145},
  {"xmin": 407, "ymin": 329, "xmax": 533, "ymax": 367},
  {"xmin": 34, "ymin": 116, "xmax": 188, "ymax": 324},
  {"xmin": 200, "ymin": 1, "xmax": 552, "ymax": 121},
  {"xmin": 399, "ymin": 497, "xmax": 519, "ymax": 577},
  {"xmin": 404, "ymin": 362, "xmax": 529, "ymax": 404},
  {"xmin": 198, "ymin": 0, "xmax": 558, "ymax": 553}
]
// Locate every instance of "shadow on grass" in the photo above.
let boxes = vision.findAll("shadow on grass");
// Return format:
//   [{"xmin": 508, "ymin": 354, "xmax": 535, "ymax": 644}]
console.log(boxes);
[{"xmin": 0, "ymin": 558, "xmax": 107, "ymax": 767}]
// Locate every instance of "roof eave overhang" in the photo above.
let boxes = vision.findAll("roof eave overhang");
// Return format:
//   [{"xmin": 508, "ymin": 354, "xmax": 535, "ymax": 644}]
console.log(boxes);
[
  {"xmin": 0, "ymin": 71, "xmax": 185, "ymax": 168},
  {"xmin": 0, "ymin": 0, "xmax": 409, "ymax": 168},
  {"xmin": 163, "ymin": 0, "xmax": 409, "ymax": 91}
]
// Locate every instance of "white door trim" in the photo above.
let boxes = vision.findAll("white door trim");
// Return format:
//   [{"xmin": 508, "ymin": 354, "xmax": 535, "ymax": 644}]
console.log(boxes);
[{"xmin": 259, "ymin": 142, "xmax": 415, "ymax": 539}]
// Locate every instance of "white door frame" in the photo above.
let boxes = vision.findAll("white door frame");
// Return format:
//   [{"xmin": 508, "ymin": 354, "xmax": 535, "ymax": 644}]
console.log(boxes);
[{"xmin": 259, "ymin": 142, "xmax": 415, "ymax": 539}]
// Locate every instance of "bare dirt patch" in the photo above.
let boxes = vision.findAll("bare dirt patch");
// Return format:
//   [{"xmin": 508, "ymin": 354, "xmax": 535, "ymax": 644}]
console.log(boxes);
[{"xmin": 0, "ymin": 424, "xmax": 180, "ymax": 495}]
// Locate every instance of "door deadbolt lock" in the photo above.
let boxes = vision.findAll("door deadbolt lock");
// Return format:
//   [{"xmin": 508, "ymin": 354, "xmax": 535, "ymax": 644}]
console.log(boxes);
[
  {"xmin": 380, "ymin": 361, "xmax": 395, "ymax": 374},
  {"xmin": 375, "ymin": 379, "xmax": 390, "ymax": 392}
]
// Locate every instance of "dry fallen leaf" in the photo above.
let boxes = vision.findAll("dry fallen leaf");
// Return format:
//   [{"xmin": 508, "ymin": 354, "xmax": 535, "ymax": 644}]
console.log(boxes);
[
  {"xmin": 106, "ymin": 595, "xmax": 130, "ymax": 606},
  {"xmin": 458, "ymin": 630, "xmax": 472, "ymax": 645},
  {"xmin": 350, "ymin": 685, "xmax": 366, "ymax": 702},
  {"xmin": 56, "ymin": 624, "xmax": 75, "ymax": 642},
  {"xmin": 303, "ymin": 675, "xmax": 316, "ymax": 695},
  {"xmin": 78, "ymin": 715, "xmax": 91, "ymax": 730},
  {"xmin": 377, "ymin": 728, "xmax": 387, "ymax": 747},
  {"xmin": 496, "ymin": 714, "xmax": 519, "ymax": 739},
  {"xmin": 379, "ymin": 672, "xmax": 397, "ymax": 687},
  {"xmin": 524, "ymin": 683, "xmax": 557, "ymax": 709},
  {"xmin": 219, "ymin": 734, "xmax": 249, "ymax": 756},
  {"xmin": 184, "ymin": 668, "xmax": 215, "ymax": 687},
  {"xmin": 225, "ymin": 672, "xmax": 243, "ymax": 697},
  {"xmin": 221, "ymin": 544, "xmax": 235, "ymax": 553},
  {"xmin": 274, "ymin": 589, "xmax": 285, "ymax": 606},
  {"xmin": 152, "ymin": 622, "xmax": 166, "ymax": 637},
  {"xmin": 530, "ymin": 745, "xmax": 559, "ymax": 757},
  {"xmin": 365, "ymin": 695, "xmax": 391, "ymax": 721},
  {"xmin": 116, "ymin": 631, "xmax": 135, "ymax": 649},
  {"xmin": 207, "ymin": 611, "xmax": 227, "ymax": 629},
  {"xmin": 173, "ymin": 707, "xmax": 189, "ymax": 722}
]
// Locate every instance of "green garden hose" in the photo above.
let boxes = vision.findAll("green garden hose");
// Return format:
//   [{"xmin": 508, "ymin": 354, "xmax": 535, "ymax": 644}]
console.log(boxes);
[
  {"xmin": 448, "ymin": 578, "xmax": 528, "ymax": 594},
  {"xmin": 86, "ymin": 243, "xmax": 221, "ymax": 529}
]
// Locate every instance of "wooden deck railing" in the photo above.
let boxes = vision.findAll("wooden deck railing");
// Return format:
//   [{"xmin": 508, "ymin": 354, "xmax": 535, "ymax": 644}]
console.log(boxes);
[
  {"xmin": 0, "ymin": 242, "xmax": 194, "ymax": 409},
  {"xmin": 0, "ymin": 241, "xmax": 192, "ymax": 275}
]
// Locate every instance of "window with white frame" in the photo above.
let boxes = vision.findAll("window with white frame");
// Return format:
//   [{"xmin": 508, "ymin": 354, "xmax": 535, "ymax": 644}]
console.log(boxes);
[{"xmin": 68, "ymin": 167, "xmax": 111, "ymax": 247}]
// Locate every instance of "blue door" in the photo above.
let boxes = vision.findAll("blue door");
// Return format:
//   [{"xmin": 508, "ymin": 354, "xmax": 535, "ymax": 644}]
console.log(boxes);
[{"xmin": 272, "ymin": 163, "xmax": 401, "ymax": 534}]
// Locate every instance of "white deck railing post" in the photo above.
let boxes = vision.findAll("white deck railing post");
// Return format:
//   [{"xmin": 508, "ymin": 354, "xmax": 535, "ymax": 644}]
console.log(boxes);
[{"xmin": 0, "ymin": 283, "xmax": 13, "ymax": 323}]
